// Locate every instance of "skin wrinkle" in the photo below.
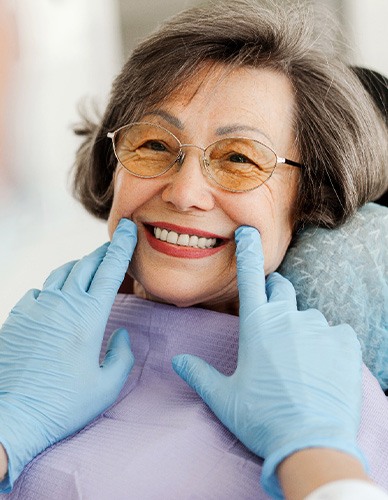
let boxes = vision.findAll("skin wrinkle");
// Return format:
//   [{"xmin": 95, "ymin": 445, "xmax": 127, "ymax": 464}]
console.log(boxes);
[{"xmin": 143, "ymin": 107, "xmax": 275, "ymax": 147}]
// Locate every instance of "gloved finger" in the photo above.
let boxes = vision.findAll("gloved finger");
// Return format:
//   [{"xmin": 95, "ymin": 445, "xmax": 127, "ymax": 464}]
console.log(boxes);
[
  {"xmin": 172, "ymin": 354, "xmax": 225, "ymax": 410},
  {"xmin": 60, "ymin": 244, "xmax": 109, "ymax": 294},
  {"xmin": 100, "ymin": 328, "xmax": 135, "ymax": 395},
  {"xmin": 88, "ymin": 219, "xmax": 137, "ymax": 302},
  {"xmin": 331, "ymin": 323, "xmax": 360, "ymax": 346},
  {"xmin": 298, "ymin": 308, "xmax": 330, "ymax": 329},
  {"xmin": 235, "ymin": 226, "xmax": 267, "ymax": 315},
  {"xmin": 9, "ymin": 288, "xmax": 40, "ymax": 311},
  {"xmin": 265, "ymin": 272, "xmax": 297, "ymax": 309},
  {"xmin": 42, "ymin": 260, "xmax": 78, "ymax": 291}
]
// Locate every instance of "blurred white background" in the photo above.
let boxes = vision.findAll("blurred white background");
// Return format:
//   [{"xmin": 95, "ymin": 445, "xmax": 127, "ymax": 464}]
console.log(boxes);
[{"xmin": 0, "ymin": 0, "xmax": 387, "ymax": 323}]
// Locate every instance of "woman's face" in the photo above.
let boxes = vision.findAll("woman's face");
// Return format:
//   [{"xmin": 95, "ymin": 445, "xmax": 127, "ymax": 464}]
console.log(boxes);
[{"xmin": 108, "ymin": 64, "xmax": 300, "ymax": 312}]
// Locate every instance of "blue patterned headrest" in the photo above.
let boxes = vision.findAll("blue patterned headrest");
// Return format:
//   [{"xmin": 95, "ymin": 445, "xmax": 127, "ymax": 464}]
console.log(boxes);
[{"xmin": 280, "ymin": 203, "xmax": 388, "ymax": 390}]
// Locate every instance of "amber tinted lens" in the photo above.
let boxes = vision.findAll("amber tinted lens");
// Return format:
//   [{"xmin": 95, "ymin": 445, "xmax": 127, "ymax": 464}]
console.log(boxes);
[
  {"xmin": 114, "ymin": 123, "xmax": 180, "ymax": 177},
  {"xmin": 206, "ymin": 138, "xmax": 277, "ymax": 191}
]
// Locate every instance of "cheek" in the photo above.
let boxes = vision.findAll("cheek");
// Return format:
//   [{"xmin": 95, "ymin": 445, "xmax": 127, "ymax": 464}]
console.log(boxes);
[
  {"xmin": 107, "ymin": 169, "xmax": 158, "ymax": 239},
  {"xmin": 221, "ymin": 187, "xmax": 296, "ymax": 273}
]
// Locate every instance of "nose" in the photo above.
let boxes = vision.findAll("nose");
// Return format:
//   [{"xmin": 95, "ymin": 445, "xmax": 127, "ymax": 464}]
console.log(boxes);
[{"xmin": 161, "ymin": 146, "xmax": 215, "ymax": 212}]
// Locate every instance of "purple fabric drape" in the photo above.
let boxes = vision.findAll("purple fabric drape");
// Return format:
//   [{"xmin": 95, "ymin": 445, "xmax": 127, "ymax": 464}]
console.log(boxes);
[{"xmin": 5, "ymin": 295, "xmax": 388, "ymax": 499}]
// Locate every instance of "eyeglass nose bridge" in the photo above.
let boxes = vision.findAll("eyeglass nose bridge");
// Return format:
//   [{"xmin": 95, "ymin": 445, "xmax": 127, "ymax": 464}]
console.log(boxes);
[
  {"xmin": 177, "ymin": 143, "xmax": 207, "ymax": 165},
  {"xmin": 176, "ymin": 143, "xmax": 213, "ymax": 182}
]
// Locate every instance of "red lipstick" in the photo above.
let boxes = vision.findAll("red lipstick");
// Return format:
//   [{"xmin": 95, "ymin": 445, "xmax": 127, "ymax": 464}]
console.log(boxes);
[{"xmin": 144, "ymin": 222, "xmax": 228, "ymax": 259}]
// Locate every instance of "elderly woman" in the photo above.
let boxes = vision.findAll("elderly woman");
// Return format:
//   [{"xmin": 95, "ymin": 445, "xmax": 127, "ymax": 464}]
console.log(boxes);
[{"xmin": 0, "ymin": 1, "xmax": 387, "ymax": 499}]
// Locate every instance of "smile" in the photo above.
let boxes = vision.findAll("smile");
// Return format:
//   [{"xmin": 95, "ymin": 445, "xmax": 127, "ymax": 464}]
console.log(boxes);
[
  {"xmin": 144, "ymin": 222, "xmax": 227, "ymax": 259},
  {"xmin": 153, "ymin": 226, "xmax": 217, "ymax": 249}
]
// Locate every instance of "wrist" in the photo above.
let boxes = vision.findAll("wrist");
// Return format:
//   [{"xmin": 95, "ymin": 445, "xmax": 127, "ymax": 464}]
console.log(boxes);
[
  {"xmin": 278, "ymin": 448, "xmax": 368, "ymax": 500},
  {"xmin": 0, "ymin": 444, "xmax": 8, "ymax": 482},
  {"xmin": 260, "ymin": 438, "xmax": 366, "ymax": 499},
  {"xmin": 0, "ymin": 403, "xmax": 48, "ymax": 492}
]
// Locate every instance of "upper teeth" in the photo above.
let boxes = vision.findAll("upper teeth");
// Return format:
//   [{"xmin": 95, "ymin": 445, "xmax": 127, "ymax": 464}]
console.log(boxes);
[{"xmin": 153, "ymin": 227, "xmax": 217, "ymax": 249}]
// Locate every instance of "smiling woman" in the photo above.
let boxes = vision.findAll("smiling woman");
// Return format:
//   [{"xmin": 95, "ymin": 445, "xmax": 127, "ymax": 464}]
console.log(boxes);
[
  {"xmin": 104, "ymin": 65, "xmax": 300, "ymax": 310},
  {"xmin": 72, "ymin": 0, "xmax": 386, "ymax": 312},
  {"xmin": 0, "ymin": 1, "xmax": 388, "ymax": 499}
]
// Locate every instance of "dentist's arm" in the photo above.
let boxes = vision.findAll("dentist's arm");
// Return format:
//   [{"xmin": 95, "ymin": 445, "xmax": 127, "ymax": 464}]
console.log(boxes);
[
  {"xmin": 278, "ymin": 449, "xmax": 384, "ymax": 499},
  {"xmin": 0, "ymin": 445, "xmax": 7, "ymax": 481},
  {"xmin": 0, "ymin": 219, "xmax": 137, "ymax": 492},
  {"xmin": 173, "ymin": 226, "xmax": 386, "ymax": 499}
]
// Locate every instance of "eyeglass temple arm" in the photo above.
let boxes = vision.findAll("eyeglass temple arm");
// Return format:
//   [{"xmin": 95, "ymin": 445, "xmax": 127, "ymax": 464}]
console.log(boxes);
[
  {"xmin": 278, "ymin": 157, "xmax": 304, "ymax": 168},
  {"xmin": 107, "ymin": 132, "xmax": 114, "ymax": 139}
]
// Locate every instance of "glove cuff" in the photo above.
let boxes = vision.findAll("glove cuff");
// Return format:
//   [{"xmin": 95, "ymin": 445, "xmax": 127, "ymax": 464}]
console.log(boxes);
[
  {"xmin": 0, "ymin": 404, "xmax": 48, "ymax": 493},
  {"xmin": 0, "ymin": 434, "xmax": 24, "ymax": 493},
  {"xmin": 260, "ymin": 440, "xmax": 368, "ymax": 500}
]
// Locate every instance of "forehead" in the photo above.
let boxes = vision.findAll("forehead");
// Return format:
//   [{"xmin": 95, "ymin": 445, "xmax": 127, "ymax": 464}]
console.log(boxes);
[
  {"xmin": 145, "ymin": 63, "xmax": 297, "ymax": 149},
  {"xmin": 162, "ymin": 62, "xmax": 293, "ymax": 103}
]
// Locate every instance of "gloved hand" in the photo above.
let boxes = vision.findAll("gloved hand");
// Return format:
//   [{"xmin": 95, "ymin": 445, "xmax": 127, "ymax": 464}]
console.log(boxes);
[
  {"xmin": 173, "ymin": 226, "xmax": 365, "ymax": 499},
  {"xmin": 0, "ymin": 218, "xmax": 137, "ymax": 492}
]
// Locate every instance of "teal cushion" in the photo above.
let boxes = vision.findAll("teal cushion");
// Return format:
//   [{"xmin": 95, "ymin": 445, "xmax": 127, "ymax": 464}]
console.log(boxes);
[{"xmin": 280, "ymin": 203, "xmax": 388, "ymax": 390}]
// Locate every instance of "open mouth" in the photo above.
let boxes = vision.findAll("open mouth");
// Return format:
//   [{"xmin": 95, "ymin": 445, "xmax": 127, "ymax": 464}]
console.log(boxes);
[{"xmin": 144, "ymin": 224, "xmax": 225, "ymax": 249}]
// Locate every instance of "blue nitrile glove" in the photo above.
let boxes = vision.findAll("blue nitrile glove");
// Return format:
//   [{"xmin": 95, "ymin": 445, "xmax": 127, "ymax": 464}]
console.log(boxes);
[
  {"xmin": 173, "ymin": 226, "xmax": 365, "ymax": 500},
  {"xmin": 0, "ymin": 218, "xmax": 137, "ymax": 492}
]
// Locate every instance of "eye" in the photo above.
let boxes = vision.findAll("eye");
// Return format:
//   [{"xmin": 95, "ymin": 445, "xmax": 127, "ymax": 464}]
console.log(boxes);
[
  {"xmin": 228, "ymin": 153, "xmax": 253, "ymax": 164},
  {"xmin": 143, "ymin": 140, "xmax": 167, "ymax": 152}
]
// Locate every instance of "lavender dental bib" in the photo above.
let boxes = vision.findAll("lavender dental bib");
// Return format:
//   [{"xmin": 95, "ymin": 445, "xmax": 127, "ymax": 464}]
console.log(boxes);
[{"xmin": 4, "ymin": 295, "xmax": 388, "ymax": 499}]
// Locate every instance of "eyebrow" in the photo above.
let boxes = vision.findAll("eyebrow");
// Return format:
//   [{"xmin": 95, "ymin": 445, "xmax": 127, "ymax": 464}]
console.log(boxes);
[
  {"xmin": 143, "ymin": 110, "xmax": 273, "ymax": 144},
  {"xmin": 143, "ymin": 110, "xmax": 183, "ymax": 129},
  {"xmin": 215, "ymin": 124, "xmax": 272, "ymax": 143}
]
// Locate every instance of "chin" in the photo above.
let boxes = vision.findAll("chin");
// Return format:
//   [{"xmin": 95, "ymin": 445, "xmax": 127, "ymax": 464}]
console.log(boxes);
[
  {"xmin": 145, "ymin": 285, "xmax": 210, "ymax": 309},
  {"xmin": 133, "ymin": 275, "xmax": 239, "ymax": 313},
  {"xmin": 129, "ymin": 250, "xmax": 239, "ymax": 311}
]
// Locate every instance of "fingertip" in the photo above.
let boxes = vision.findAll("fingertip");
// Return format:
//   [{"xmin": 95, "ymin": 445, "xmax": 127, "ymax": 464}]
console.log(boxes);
[
  {"xmin": 235, "ymin": 225, "xmax": 260, "ymax": 245},
  {"xmin": 104, "ymin": 328, "xmax": 135, "ymax": 372},
  {"xmin": 42, "ymin": 260, "xmax": 79, "ymax": 291},
  {"xmin": 120, "ymin": 329, "xmax": 135, "ymax": 367},
  {"xmin": 234, "ymin": 225, "xmax": 267, "ymax": 308},
  {"xmin": 115, "ymin": 218, "xmax": 137, "ymax": 237},
  {"xmin": 266, "ymin": 272, "xmax": 288, "ymax": 287},
  {"xmin": 109, "ymin": 326, "xmax": 131, "ymax": 348},
  {"xmin": 109, "ymin": 219, "xmax": 137, "ymax": 257},
  {"xmin": 172, "ymin": 354, "xmax": 200, "ymax": 385},
  {"xmin": 171, "ymin": 354, "xmax": 188, "ymax": 377},
  {"xmin": 113, "ymin": 326, "xmax": 131, "ymax": 345},
  {"xmin": 235, "ymin": 226, "xmax": 263, "ymax": 260},
  {"xmin": 22, "ymin": 288, "xmax": 41, "ymax": 302},
  {"xmin": 265, "ymin": 272, "xmax": 297, "ymax": 306},
  {"xmin": 10, "ymin": 288, "xmax": 41, "ymax": 317},
  {"xmin": 30, "ymin": 288, "xmax": 41, "ymax": 299}
]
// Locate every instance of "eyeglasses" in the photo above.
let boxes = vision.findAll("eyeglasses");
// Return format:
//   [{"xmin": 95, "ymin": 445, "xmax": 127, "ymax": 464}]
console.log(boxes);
[{"xmin": 107, "ymin": 121, "xmax": 303, "ymax": 192}]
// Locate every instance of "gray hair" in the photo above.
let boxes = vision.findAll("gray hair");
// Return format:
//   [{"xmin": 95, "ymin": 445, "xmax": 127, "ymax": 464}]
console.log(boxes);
[{"xmin": 72, "ymin": 0, "xmax": 388, "ymax": 228}]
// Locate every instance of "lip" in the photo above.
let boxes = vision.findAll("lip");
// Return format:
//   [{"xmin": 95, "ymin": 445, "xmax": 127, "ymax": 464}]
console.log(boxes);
[{"xmin": 143, "ymin": 221, "xmax": 229, "ymax": 259}]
